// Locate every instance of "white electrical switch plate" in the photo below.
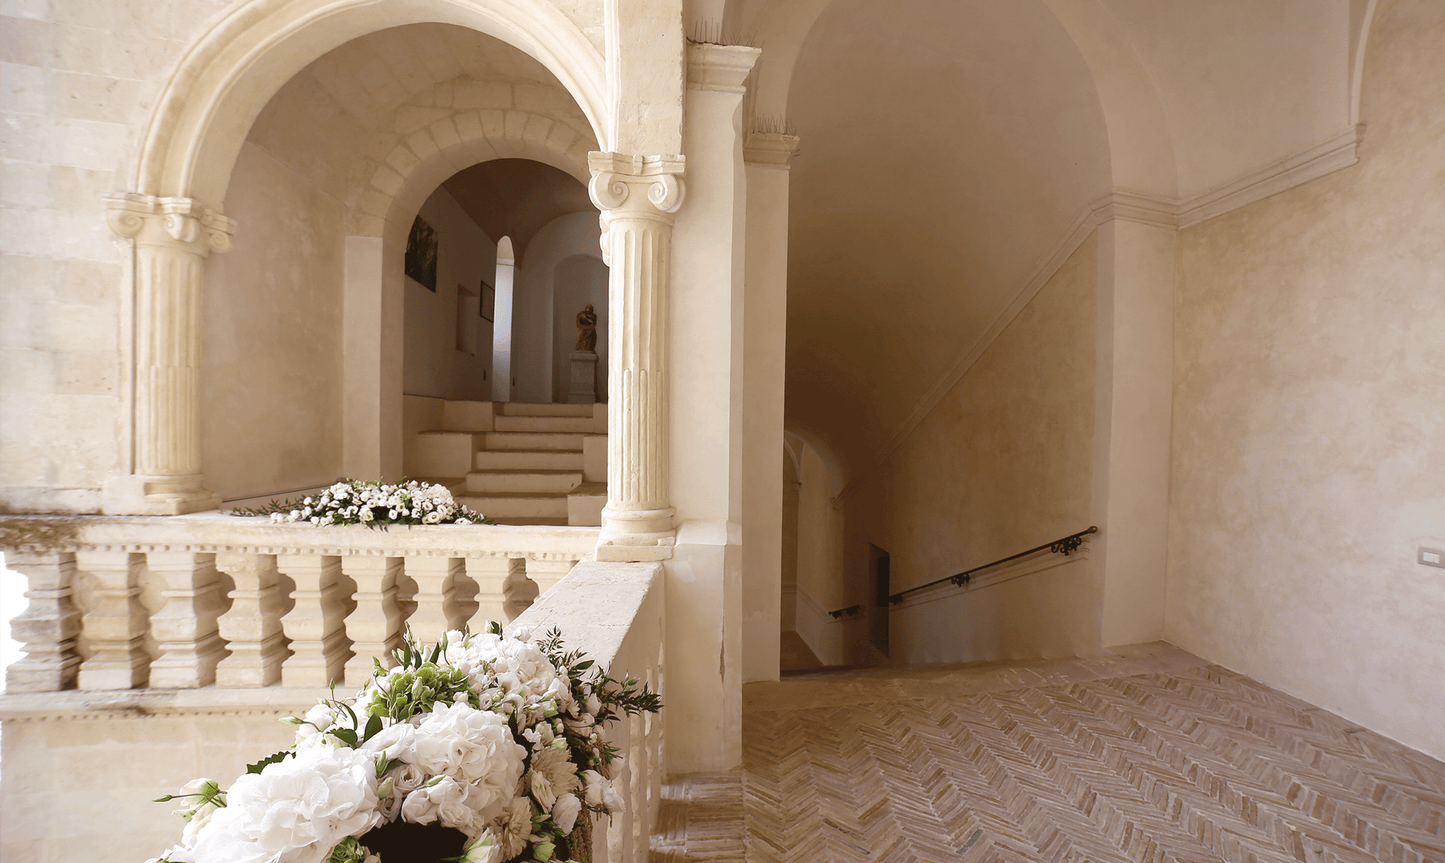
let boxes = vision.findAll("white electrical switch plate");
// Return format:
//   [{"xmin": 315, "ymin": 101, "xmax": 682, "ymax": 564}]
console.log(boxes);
[{"xmin": 1420, "ymin": 547, "xmax": 1445, "ymax": 568}]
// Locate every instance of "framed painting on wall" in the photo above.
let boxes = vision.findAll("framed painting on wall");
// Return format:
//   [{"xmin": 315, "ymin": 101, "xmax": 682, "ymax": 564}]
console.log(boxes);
[
  {"xmin": 480, "ymin": 281, "xmax": 495, "ymax": 321},
  {"xmin": 405, "ymin": 216, "xmax": 438, "ymax": 291}
]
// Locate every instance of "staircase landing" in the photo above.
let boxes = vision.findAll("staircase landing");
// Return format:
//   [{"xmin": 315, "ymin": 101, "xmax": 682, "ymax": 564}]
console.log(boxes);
[{"xmin": 654, "ymin": 643, "xmax": 1445, "ymax": 862}]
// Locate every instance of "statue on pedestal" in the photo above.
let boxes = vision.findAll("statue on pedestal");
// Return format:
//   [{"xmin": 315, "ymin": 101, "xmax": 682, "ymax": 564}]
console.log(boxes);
[{"xmin": 575, "ymin": 304, "xmax": 598, "ymax": 352}]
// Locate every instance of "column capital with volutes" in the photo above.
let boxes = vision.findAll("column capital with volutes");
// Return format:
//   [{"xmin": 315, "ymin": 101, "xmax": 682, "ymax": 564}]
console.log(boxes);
[
  {"xmin": 587, "ymin": 153, "xmax": 686, "ymax": 218},
  {"xmin": 105, "ymin": 193, "xmax": 236, "ymax": 254}
]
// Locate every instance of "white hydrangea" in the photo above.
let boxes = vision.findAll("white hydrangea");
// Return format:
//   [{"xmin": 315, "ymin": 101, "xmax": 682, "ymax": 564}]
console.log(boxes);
[
  {"xmin": 409, "ymin": 703, "xmax": 525, "ymax": 826},
  {"xmin": 187, "ymin": 747, "xmax": 382, "ymax": 863}
]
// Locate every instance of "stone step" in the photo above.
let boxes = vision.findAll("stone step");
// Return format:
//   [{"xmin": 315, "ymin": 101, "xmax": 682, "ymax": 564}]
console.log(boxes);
[
  {"xmin": 474, "ymin": 449, "xmax": 584, "ymax": 471},
  {"xmin": 498, "ymin": 402, "xmax": 594, "ymax": 417},
  {"xmin": 493, "ymin": 415, "xmax": 602, "ymax": 434},
  {"xmin": 465, "ymin": 470, "xmax": 583, "ymax": 494},
  {"xmin": 483, "ymin": 432, "xmax": 584, "ymax": 451},
  {"xmin": 456, "ymin": 492, "xmax": 569, "ymax": 520}
]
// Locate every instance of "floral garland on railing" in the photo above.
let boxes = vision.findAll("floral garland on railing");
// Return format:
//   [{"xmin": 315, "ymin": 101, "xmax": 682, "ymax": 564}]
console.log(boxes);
[
  {"xmin": 147, "ymin": 624, "xmax": 660, "ymax": 863},
  {"xmin": 232, "ymin": 479, "xmax": 491, "ymax": 527}
]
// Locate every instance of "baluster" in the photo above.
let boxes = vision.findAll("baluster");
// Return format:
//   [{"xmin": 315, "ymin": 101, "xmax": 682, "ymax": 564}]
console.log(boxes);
[
  {"xmin": 646, "ymin": 664, "xmax": 663, "ymax": 827},
  {"xmin": 403, "ymin": 556, "xmax": 463, "ymax": 644},
  {"xmin": 146, "ymin": 551, "xmax": 226, "ymax": 688},
  {"xmin": 76, "ymin": 551, "xmax": 149, "ymax": 690},
  {"xmin": 277, "ymin": 554, "xmax": 347, "ymax": 687},
  {"xmin": 524, "ymin": 557, "xmax": 576, "ymax": 599},
  {"xmin": 630, "ymin": 710, "xmax": 646, "ymax": 852},
  {"xmin": 464, "ymin": 557, "xmax": 523, "ymax": 628},
  {"xmin": 342, "ymin": 556, "xmax": 403, "ymax": 684},
  {"xmin": 4, "ymin": 551, "xmax": 81, "ymax": 692},
  {"xmin": 214, "ymin": 553, "xmax": 287, "ymax": 687}
]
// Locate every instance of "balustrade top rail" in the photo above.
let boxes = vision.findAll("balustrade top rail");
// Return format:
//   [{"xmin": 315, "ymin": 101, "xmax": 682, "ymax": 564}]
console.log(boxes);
[
  {"xmin": 888, "ymin": 526, "xmax": 1098, "ymax": 605},
  {"xmin": 0, "ymin": 512, "xmax": 600, "ymax": 558}
]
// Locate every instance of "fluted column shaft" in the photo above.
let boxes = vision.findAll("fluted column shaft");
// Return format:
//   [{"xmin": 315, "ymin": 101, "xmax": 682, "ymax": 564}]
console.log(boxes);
[
  {"xmin": 588, "ymin": 153, "xmax": 685, "ymax": 559},
  {"xmin": 104, "ymin": 194, "xmax": 235, "ymax": 515}
]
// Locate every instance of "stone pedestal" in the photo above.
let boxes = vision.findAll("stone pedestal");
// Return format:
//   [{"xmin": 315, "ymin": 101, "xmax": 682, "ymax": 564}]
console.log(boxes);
[{"xmin": 569, "ymin": 350, "xmax": 599, "ymax": 404}]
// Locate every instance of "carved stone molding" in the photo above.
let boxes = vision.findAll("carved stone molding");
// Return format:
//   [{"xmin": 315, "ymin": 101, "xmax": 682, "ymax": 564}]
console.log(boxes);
[
  {"xmin": 686, "ymin": 43, "xmax": 761, "ymax": 94},
  {"xmin": 744, "ymin": 132, "xmax": 802, "ymax": 169},
  {"xmin": 106, "ymin": 193, "xmax": 236, "ymax": 252},
  {"xmin": 587, "ymin": 153, "xmax": 686, "ymax": 556}
]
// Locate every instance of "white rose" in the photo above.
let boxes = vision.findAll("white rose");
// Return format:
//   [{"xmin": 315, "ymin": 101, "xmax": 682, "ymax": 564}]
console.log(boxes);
[
  {"xmin": 361, "ymin": 721, "xmax": 416, "ymax": 763},
  {"xmin": 552, "ymin": 793, "xmax": 582, "ymax": 834},
  {"xmin": 403, "ymin": 776, "xmax": 481, "ymax": 835}
]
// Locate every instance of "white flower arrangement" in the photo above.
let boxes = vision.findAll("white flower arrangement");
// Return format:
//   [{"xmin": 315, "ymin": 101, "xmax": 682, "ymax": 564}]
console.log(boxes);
[
  {"xmin": 232, "ymin": 479, "xmax": 489, "ymax": 528},
  {"xmin": 148, "ymin": 625, "xmax": 660, "ymax": 863}
]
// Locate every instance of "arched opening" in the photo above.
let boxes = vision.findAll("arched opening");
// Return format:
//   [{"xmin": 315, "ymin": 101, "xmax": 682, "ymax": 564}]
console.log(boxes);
[
  {"xmin": 198, "ymin": 23, "xmax": 601, "ymax": 513},
  {"xmin": 492, "ymin": 237, "xmax": 516, "ymax": 403}
]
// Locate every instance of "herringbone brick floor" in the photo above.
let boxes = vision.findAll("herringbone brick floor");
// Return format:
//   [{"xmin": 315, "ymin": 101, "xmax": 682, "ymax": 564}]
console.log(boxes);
[{"xmin": 651, "ymin": 643, "xmax": 1445, "ymax": 863}]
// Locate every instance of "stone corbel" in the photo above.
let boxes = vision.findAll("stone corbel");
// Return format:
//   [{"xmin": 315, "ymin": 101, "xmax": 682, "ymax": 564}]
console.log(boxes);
[
  {"xmin": 744, "ymin": 132, "xmax": 802, "ymax": 169},
  {"xmin": 686, "ymin": 43, "xmax": 761, "ymax": 94}
]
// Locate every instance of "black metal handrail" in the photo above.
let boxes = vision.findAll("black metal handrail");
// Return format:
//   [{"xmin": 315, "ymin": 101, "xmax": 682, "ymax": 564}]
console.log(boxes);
[
  {"xmin": 888, "ymin": 526, "xmax": 1098, "ymax": 605},
  {"xmin": 828, "ymin": 605, "xmax": 861, "ymax": 619}
]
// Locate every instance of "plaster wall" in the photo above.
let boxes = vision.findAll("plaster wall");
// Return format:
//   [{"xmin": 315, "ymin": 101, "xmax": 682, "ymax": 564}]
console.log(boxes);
[
  {"xmin": 508, "ymin": 211, "xmax": 605, "ymax": 404},
  {"xmin": 0, "ymin": 712, "xmax": 297, "ymax": 863},
  {"xmin": 842, "ymin": 233, "xmax": 1100, "ymax": 667},
  {"xmin": 201, "ymin": 142, "xmax": 346, "ymax": 501},
  {"xmin": 792, "ymin": 441, "xmax": 845, "ymax": 664},
  {"xmin": 551, "ymin": 254, "xmax": 610, "ymax": 402},
  {"xmin": 1164, "ymin": 0, "xmax": 1445, "ymax": 760},
  {"xmin": 403, "ymin": 186, "xmax": 496, "ymax": 402}
]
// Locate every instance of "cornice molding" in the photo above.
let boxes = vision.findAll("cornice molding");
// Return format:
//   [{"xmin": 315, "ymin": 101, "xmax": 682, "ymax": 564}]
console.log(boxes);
[
  {"xmin": 1174, "ymin": 124, "xmax": 1364, "ymax": 227},
  {"xmin": 833, "ymin": 125, "xmax": 1366, "ymax": 505},
  {"xmin": 744, "ymin": 132, "xmax": 802, "ymax": 168},
  {"xmin": 686, "ymin": 43, "xmax": 761, "ymax": 93}
]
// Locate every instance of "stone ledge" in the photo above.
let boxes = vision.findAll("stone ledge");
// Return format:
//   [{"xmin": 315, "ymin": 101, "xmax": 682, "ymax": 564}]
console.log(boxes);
[{"xmin": 0, "ymin": 686, "xmax": 335, "ymax": 721}]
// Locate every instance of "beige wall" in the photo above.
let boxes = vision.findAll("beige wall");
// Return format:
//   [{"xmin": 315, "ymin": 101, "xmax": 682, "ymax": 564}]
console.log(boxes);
[
  {"xmin": 202, "ymin": 142, "xmax": 346, "ymax": 501},
  {"xmin": 840, "ymin": 233, "xmax": 1100, "ymax": 666},
  {"xmin": 511, "ymin": 211, "xmax": 604, "ymax": 404},
  {"xmin": 404, "ymin": 187, "xmax": 496, "ymax": 402},
  {"xmin": 1164, "ymin": 0, "xmax": 1445, "ymax": 759},
  {"xmin": 1, "ymin": 711, "xmax": 298, "ymax": 863},
  {"xmin": 551, "ymin": 254, "xmax": 610, "ymax": 402}
]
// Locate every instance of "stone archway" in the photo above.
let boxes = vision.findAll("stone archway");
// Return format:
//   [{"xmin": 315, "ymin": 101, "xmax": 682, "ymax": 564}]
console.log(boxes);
[
  {"xmin": 340, "ymin": 115, "xmax": 597, "ymax": 480},
  {"xmin": 102, "ymin": 0, "xmax": 605, "ymax": 513}
]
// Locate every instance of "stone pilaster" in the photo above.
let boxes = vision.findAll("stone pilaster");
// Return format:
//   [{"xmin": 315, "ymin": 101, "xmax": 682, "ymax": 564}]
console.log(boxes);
[
  {"xmin": 588, "ymin": 152, "xmax": 685, "ymax": 559},
  {"xmin": 103, "ymin": 194, "xmax": 235, "ymax": 515}
]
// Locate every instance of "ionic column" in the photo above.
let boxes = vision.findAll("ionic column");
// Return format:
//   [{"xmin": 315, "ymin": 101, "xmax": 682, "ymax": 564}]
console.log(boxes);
[
  {"xmin": 103, "ymin": 194, "xmax": 235, "ymax": 515},
  {"xmin": 76, "ymin": 551, "xmax": 150, "ymax": 689},
  {"xmin": 5, "ymin": 551, "xmax": 81, "ymax": 692},
  {"xmin": 588, "ymin": 153, "xmax": 685, "ymax": 560}
]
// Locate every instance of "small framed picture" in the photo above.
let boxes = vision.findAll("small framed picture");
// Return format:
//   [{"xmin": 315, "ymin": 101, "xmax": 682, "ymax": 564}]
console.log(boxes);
[
  {"xmin": 405, "ymin": 216, "xmax": 438, "ymax": 292},
  {"xmin": 480, "ymin": 281, "xmax": 495, "ymax": 322}
]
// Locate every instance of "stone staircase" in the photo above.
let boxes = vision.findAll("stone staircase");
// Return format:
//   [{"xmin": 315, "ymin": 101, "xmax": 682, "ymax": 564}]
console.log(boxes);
[{"xmin": 405, "ymin": 398, "xmax": 606, "ymax": 526}]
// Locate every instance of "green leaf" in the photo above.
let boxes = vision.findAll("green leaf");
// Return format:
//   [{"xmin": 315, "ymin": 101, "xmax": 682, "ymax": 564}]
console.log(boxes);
[
  {"xmin": 332, "ymin": 727, "xmax": 358, "ymax": 747},
  {"xmin": 246, "ymin": 750, "xmax": 292, "ymax": 774},
  {"xmin": 364, "ymin": 713, "xmax": 383, "ymax": 741}
]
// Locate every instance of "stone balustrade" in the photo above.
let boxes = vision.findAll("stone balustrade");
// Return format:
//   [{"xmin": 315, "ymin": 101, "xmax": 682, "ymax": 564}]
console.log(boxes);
[
  {"xmin": 507, "ymin": 560, "xmax": 665, "ymax": 863},
  {"xmin": 1, "ymin": 527, "xmax": 666, "ymax": 863},
  {"xmin": 2, "ymin": 513, "xmax": 600, "ymax": 693}
]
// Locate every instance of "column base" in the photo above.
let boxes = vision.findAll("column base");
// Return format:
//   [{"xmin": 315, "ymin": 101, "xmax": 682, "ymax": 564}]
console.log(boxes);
[
  {"xmin": 103, "ymin": 474, "xmax": 221, "ymax": 515},
  {"xmin": 598, "ymin": 505, "xmax": 676, "ymax": 561}
]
